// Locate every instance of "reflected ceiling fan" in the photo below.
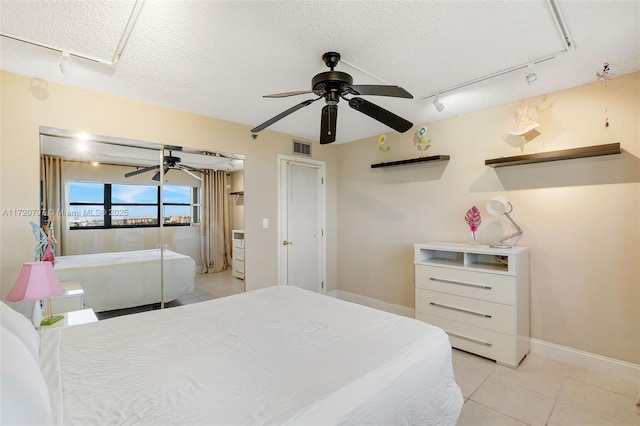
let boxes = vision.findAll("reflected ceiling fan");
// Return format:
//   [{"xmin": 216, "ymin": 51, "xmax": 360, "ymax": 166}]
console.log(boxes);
[
  {"xmin": 251, "ymin": 52, "xmax": 414, "ymax": 144},
  {"xmin": 124, "ymin": 151, "xmax": 202, "ymax": 181}
]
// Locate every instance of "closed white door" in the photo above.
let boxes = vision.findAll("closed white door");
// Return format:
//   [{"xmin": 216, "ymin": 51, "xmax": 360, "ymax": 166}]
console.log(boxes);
[{"xmin": 278, "ymin": 156, "xmax": 325, "ymax": 292}]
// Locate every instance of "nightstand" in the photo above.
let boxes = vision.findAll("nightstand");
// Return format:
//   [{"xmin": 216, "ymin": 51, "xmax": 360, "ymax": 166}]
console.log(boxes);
[
  {"xmin": 42, "ymin": 308, "xmax": 98, "ymax": 329},
  {"xmin": 43, "ymin": 280, "xmax": 84, "ymax": 315}
]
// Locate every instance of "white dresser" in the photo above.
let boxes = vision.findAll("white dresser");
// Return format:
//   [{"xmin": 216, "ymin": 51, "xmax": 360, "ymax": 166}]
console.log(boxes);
[
  {"xmin": 232, "ymin": 229, "xmax": 245, "ymax": 279},
  {"xmin": 414, "ymin": 242, "xmax": 529, "ymax": 368}
]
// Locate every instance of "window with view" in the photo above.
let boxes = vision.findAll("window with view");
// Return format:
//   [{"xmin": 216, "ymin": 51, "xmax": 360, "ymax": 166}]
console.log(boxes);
[{"xmin": 68, "ymin": 182, "xmax": 199, "ymax": 229}]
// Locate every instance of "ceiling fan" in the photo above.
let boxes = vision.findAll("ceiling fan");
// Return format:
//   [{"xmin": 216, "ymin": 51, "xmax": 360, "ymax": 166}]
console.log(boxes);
[
  {"xmin": 124, "ymin": 152, "xmax": 202, "ymax": 181},
  {"xmin": 251, "ymin": 52, "xmax": 414, "ymax": 144}
]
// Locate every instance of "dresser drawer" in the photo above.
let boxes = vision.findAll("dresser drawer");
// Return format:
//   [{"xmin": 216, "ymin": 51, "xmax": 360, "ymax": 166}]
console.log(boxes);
[
  {"xmin": 416, "ymin": 288, "xmax": 516, "ymax": 334},
  {"xmin": 233, "ymin": 258, "xmax": 245, "ymax": 273},
  {"xmin": 234, "ymin": 246, "xmax": 244, "ymax": 259},
  {"xmin": 416, "ymin": 265, "xmax": 516, "ymax": 305},
  {"xmin": 416, "ymin": 312, "xmax": 522, "ymax": 367}
]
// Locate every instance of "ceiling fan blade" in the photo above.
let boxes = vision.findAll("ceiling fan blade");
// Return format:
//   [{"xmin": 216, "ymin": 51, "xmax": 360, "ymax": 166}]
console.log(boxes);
[
  {"xmin": 345, "ymin": 85, "xmax": 413, "ymax": 99},
  {"xmin": 263, "ymin": 90, "xmax": 314, "ymax": 98},
  {"xmin": 152, "ymin": 165, "xmax": 170, "ymax": 182},
  {"xmin": 175, "ymin": 164, "xmax": 203, "ymax": 181},
  {"xmin": 124, "ymin": 165, "xmax": 158, "ymax": 178},
  {"xmin": 348, "ymin": 97, "xmax": 413, "ymax": 133},
  {"xmin": 320, "ymin": 105, "xmax": 338, "ymax": 144},
  {"xmin": 251, "ymin": 98, "xmax": 319, "ymax": 133}
]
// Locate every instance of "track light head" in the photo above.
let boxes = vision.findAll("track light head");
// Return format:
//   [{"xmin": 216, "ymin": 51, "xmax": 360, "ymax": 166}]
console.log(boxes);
[
  {"xmin": 433, "ymin": 97, "xmax": 445, "ymax": 112},
  {"xmin": 59, "ymin": 51, "xmax": 71, "ymax": 74},
  {"xmin": 525, "ymin": 64, "xmax": 537, "ymax": 85}
]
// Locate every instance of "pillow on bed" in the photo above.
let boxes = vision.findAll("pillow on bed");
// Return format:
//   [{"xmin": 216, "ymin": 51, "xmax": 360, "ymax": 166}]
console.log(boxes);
[
  {"xmin": 0, "ymin": 327, "xmax": 53, "ymax": 426},
  {"xmin": 0, "ymin": 300, "xmax": 40, "ymax": 362}
]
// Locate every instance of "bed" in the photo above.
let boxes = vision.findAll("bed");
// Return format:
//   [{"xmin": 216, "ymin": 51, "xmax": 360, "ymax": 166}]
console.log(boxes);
[
  {"xmin": 1, "ymin": 286, "xmax": 463, "ymax": 425},
  {"xmin": 52, "ymin": 249, "xmax": 196, "ymax": 312}
]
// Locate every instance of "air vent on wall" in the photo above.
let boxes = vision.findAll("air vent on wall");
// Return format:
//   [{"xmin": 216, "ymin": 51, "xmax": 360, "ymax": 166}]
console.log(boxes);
[{"xmin": 293, "ymin": 140, "xmax": 312, "ymax": 156}]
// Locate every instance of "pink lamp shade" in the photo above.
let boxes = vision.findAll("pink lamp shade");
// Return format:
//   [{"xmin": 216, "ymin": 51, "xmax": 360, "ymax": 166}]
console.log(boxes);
[{"xmin": 6, "ymin": 262, "xmax": 64, "ymax": 302}]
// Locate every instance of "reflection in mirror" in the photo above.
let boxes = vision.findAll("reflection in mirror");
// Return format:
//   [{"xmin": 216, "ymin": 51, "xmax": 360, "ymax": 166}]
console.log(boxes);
[{"xmin": 39, "ymin": 127, "xmax": 244, "ymax": 320}]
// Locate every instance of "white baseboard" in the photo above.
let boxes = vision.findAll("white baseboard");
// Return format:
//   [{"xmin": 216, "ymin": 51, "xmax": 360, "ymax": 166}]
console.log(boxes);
[
  {"xmin": 326, "ymin": 289, "xmax": 415, "ymax": 318},
  {"xmin": 327, "ymin": 289, "xmax": 640, "ymax": 382},
  {"xmin": 529, "ymin": 338, "xmax": 640, "ymax": 382}
]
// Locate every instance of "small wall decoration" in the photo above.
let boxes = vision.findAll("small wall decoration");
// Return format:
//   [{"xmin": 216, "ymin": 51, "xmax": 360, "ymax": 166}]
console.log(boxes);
[
  {"xmin": 505, "ymin": 102, "xmax": 541, "ymax": 151},
  {"xmin": 464, "ymin": 206, "xmax": 482, "ymax": 245},
  {"xmin": 378, "ymin": 134, "xmax": 390, "ymax": 152},
  {"xmin": 508, "ymin": 103, "xmax": 539, "ymax": 137},
  {"xmin": 596, "ymin": 62, "xmax": 615, "ymax": 130},
  {"xmin": 415, "ymin": 125, "xmax": 431, "ymax": 157},
  {"xmin": 30, "ymin": 220, "xmax": 57, "ymax": 265}
]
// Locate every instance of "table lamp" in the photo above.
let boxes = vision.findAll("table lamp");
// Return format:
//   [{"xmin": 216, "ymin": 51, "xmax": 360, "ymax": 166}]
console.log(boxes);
[
  {"xmin": 6, "ymin": 261, "xmax": 65, "ymax": 327},
  {"xmin": 486, "ymin": 196, "xmax": 523, "ymax": 249}
]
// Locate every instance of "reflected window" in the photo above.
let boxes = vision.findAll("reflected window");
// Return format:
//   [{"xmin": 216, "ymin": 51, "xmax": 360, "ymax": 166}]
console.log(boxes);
[
  {"xmin": 67, "ymin": 182, "xmax": 105, "ymax": 227},
  {"xmin": 68, "ymin": 182, "xmax": 199, "ymax": 229},
  {"xmin": 162, "ymin": 185, "xmax": 193, "ymax": 225}
]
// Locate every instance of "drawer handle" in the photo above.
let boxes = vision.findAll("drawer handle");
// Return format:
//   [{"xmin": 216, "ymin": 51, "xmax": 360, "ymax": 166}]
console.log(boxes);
[
  {"xmin": 429, "ymin": 302, "xmax": 492, "ymax": 318},
  {"xmin": 448, "ymin": 332, "xmax": 493, "ymax": 347},
  {"xmin": 429, "ymin": 277, "xmax": 491, "ymax": 290}
]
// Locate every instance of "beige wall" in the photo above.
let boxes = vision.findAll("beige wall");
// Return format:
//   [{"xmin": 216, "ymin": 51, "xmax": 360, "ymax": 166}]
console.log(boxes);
[
  {"xmin": 336, "ymin": 72, "xmax": 640, "ymax": 364},
  {"xmin": 0, "ymin": 71, "xmax": 338, "ymax": 299},
  {"xmin": 2, "ymin": 69, "xmax": 638, "ymax": 365}
]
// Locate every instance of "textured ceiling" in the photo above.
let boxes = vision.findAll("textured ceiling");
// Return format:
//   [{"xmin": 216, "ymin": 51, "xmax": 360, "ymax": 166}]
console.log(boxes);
[
  {"xmin": 39, "ymin": 131, "xmax": 245, "ymax": 172},
  {"xmin": 1, "ymin": 1, "xmax": 639, "ymax": 145}
]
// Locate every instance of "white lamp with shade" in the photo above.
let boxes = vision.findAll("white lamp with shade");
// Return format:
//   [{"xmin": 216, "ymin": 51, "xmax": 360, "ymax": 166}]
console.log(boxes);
[
  {"xmin": 486, "ymin": 196, "xmax": 523, "ymax": 249},
  {"xmin": 5, "ymin": 261, "xmax": 65, "ymax": 327}
]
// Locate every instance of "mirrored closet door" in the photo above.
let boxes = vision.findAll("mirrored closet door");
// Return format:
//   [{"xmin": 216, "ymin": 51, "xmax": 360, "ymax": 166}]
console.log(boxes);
[{"xmin": 39, "ymin": 127, "xmax": 244, "ymax": 320}]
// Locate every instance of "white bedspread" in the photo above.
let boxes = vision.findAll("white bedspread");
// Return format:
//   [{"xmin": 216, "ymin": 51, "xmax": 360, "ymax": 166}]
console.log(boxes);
[
  {"xmin": 39, "ymin": 286, "xmax": 463, "ymax": 425},
  {"xmin": 53, "ymin": 249, "xmax": 195, "ymax": 312}
]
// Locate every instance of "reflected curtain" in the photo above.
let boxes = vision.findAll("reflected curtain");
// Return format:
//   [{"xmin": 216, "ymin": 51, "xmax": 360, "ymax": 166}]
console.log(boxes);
[
  {"xmin": 200, "ymin": 170, "xmax": 231, "ymax": 273},
  {"xmin": 40, "ymin": 155, "xmax": 65, "ymax": 255}
]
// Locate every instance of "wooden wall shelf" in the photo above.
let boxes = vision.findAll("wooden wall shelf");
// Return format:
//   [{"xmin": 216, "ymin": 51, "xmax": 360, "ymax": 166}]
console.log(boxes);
[
  {"xmin": 371, "ymin": 155, "xmax": 450, "ymax": 169},
  {"xmin": 485, "ymin": 143, "xmax": 621, "ymax": 168}
]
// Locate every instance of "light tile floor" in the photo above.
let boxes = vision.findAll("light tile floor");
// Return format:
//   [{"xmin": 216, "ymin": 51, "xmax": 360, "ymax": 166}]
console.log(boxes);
[
  {"xmin": 181, "ymin": 268, "xmax": 244, "ymax": 301},
  {"xmin": 453, "ymin": 349, "xmax": 640, "ymax": 425}
]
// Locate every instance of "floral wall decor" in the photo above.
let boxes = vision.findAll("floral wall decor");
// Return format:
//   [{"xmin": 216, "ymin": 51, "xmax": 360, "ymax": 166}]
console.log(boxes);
[
  {"xmin": 415, "ymin": 125, "xmax": 431, "ymax": 157},
  {"xmin": 378, "ymin": 134, "xmax": 390, "ymax": 152}
]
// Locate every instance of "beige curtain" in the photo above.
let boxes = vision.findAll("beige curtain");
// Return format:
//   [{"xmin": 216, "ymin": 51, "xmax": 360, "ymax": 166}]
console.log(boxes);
[
  {"xmin": 40, "ymin": 155, "xmax": 65, "ymax": 255},
  {"xmin": 200, "ymin": 170, "xmax": 231, "ymax": 273}
]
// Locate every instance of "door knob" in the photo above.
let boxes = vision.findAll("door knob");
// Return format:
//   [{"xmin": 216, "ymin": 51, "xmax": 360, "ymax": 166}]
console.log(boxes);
[{"xmin": 282, "ymin": 240, "xmax": 293, "ymax": 246}]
